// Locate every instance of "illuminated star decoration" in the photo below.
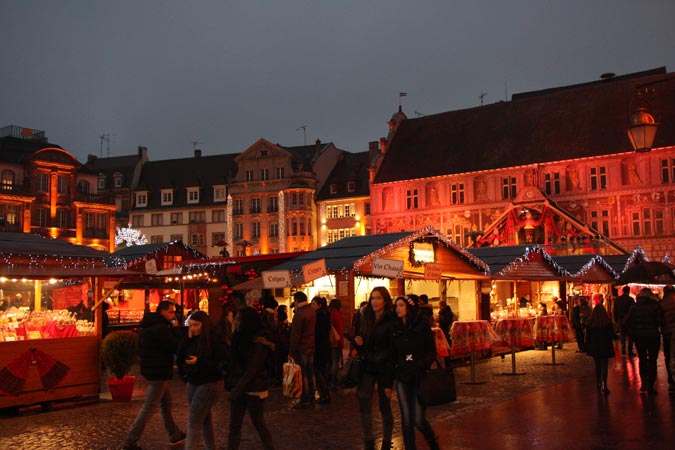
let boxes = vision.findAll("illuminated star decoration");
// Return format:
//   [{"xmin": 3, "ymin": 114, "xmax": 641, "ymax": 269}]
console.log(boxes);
[{"xmin": 115, "ymin": 223, "xmax": 148, "ymax": 247}]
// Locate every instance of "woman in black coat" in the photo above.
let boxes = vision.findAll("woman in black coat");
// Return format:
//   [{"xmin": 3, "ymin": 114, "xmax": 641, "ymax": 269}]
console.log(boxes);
[
  {"xmin": 585, "ymin": 304, "xmax": 617, "ymax": 395},
  {"xmin": 391, "ymin": 296, "xmax": 440, "ymax": 450},
  {"xmin": 226, "ymin": 306, "xmax": 276, "ymax": 450}
]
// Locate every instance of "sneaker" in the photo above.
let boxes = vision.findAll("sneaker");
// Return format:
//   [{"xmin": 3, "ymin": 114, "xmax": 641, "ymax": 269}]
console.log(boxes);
[
  {"xmin": 169, "ymin": 431, "xmax": 186, "ymax": 445},
  {"xmin": 121, "ymin": 444, "xmax": 143, "ymax": 450}
]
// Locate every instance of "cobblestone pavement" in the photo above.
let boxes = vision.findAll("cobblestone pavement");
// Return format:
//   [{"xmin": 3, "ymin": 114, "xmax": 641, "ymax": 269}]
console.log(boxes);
[{"xmin": 1, "ymin": 347, "xmax": 673, "ymax": 449}]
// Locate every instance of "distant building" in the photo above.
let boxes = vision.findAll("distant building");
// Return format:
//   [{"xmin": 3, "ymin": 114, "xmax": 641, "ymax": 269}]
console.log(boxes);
[
  {"xmin": 0, "ymin": 125, "xmax": 116, "ymax": 251},
  {"xmin": 370, "ymin": 68, "xmax": 675, "ymax": 259}
]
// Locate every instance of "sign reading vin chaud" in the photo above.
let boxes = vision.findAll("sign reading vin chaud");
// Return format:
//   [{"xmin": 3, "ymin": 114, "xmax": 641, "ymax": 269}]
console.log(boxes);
[
  {"xmin": 371, "ymin": 257, "xmax": 404, "ymax": 278},
  {"xmin": 262, "ymin": 270, "xmax": 292, "ymax": 288},
  {"xmin": 302, "ymin": 258, "xmax": 327, "ymax": 283}
]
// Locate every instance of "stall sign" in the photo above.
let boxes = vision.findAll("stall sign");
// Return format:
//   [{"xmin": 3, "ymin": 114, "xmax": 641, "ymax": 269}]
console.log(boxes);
[
  {"xmin": 302, "ymin": 259, "xmax": 327, "ymax": 283},
  {"xmin": 145, "ymin": 258, "xmax": 158, "ymax": 274},
  {"xmin": 411, "ymin": 242, "xmax": 435, "ymax": 264},
  {"xmin": 424, "ymin": 263, "xmax": 443, "ymax": 280},
  {"xmin": 262, "ymin": 270, "xmax": 292, "ymax": 288},
  {"xmin": 372, "ymin": 258, "xmax": 404, "ymax": 278}
]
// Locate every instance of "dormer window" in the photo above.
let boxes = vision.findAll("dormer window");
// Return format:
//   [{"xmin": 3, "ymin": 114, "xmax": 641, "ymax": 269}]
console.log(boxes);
[
  {"xmin": 214, "ymin": 186, "xmax": 226, "ymax": 202},
  {"xmin": 347, "ymin": 181, "xmax": 356, "ymax": 192},
  {"xmin": 187, "ymin": 187, "xmax": 200, "ymax": 204},
  {"xmin": 135, "ymin": 191, "xmax": 148, "ymax": 207},
  {"xmin": 260, "ymin": 149, "xmax": 268, "ymax": 157},
  {"xmin": 330, "ymin": 183, "xmax": 338, "ymax": 194},
  {"xmin": 113, "ymin": 173, "xmax": 123, "ymax": 188},
  {"xmin": 98, "ymin": 176, "xmax": 106, "ymax": 190},
  {"xmin": 161, "ymin": 189, "xmax": 173, "ymax": 206}
]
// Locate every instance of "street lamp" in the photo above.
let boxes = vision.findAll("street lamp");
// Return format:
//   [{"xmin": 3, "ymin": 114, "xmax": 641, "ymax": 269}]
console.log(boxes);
[{"xmin": 627, "ymin": 107, "xmax": 659, "ymax": 152}]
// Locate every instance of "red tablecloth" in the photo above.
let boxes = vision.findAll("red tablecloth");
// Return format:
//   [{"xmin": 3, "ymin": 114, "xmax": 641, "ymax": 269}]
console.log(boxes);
[
  {"xmin": 533, "ymin": 315, "xmax": 571, "ymax": 342},
  {"xmin": 432, "ymin": 328, "xmax": 451, "ymax": 358},
  {"xmin": 16, "ymin": 321, "xmax": 79, "ymax": 339},
  {"xmin": 450, "ymin": 320, "xmax": 496, "ymax": 356},
  {"xmin": 493, "ymin": 318, "xmax": 535, "ymax": 347}
]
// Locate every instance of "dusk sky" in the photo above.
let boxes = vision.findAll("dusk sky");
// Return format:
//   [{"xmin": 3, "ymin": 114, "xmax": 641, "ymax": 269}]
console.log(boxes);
[{"xmin": 2, "ymin": 1, "xmax": 674, "ymax": 162}]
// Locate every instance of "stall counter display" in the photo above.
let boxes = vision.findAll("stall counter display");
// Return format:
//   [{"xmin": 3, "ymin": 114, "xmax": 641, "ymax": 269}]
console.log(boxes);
[
  {"xmin": 449, "ymin": 320, "xmax": 497, "ymax": 357},
  {"xmin": 0, "ymin": 310, "xmax": 93, "ymax": 341},
  {"xmin": 108, "ymin": 309, "xmax": 145, "ymax": 325}
]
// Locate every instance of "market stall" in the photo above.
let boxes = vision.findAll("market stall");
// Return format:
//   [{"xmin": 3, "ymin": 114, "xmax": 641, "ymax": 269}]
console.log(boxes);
[{"xmin": 0, "ymin": 232, "xmax": 128, "ymax": 410}]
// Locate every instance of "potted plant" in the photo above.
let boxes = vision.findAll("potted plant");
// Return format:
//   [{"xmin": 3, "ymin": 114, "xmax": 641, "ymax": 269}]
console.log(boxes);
[{"xmin": 100, "ymin": 330, "xmax": 139, "ymax": 401}]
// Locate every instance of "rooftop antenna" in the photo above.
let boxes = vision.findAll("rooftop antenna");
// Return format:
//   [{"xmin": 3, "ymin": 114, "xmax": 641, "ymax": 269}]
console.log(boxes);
[
  {"xmin": 414, "ymin": 111, "xmax": 425, "ymax": 118},
  {"xmin": 399, "ymin": 92, "xmax": 407, "ymax": 108},
  {"xmin": 296, "ymin": 125, "xmax": 307, "ymax": 145},
  {"xmin": 479, "ymin": 92, "xmax": 487, "ymax": 106},
  {"xmin": 191, "ymin": 140, "xmax": 203, "ymax": 151},
  {"xmin": 99, "ymin": 134, "xmax": 112, "ymax": 157}
]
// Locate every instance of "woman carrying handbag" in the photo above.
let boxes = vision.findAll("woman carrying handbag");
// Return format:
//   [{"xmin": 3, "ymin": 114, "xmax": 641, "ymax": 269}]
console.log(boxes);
[{"xmin": 391, "ymin": 295, "xmax": 441, "ymax": 450}]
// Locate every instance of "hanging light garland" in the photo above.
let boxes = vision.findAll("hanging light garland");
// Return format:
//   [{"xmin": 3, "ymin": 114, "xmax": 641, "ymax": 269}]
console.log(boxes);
[
  {"xmin": 498, "ymin": 246, "xmax": 570, "ymax": 278},
  {"xmin": 115, "ymin": 223, "xmax": 148, "ymax": 247},
  {"xmin": 574, "ymin": 255, "xmax": 618, "ymax": 280}
]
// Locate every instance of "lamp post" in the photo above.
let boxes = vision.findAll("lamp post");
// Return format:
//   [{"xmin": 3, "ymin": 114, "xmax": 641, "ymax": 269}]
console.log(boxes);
[{"xmin": 627, "ymin": 107, "xmax": 659, "ymax": 152}]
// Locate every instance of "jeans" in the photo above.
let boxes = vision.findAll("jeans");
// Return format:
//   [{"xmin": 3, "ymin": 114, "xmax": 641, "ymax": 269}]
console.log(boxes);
[
  {"xmin": 357, "ymin": 372, "xmax": 393, "ymax": 443},
  {"xmin": 634, "ymin": 335, "xmax": 660, "ymax": 390},
  {"xmin": 124, "ymin": 379, "xmax": 181, "ymax": 446},
  {"xmin": 395, "ymin": 381, "xmax": 436, "ymax": 450},
  {"xmin": 228, "ymin": 394, "xmax": 275, "ymax": 450},
  {"xmin": 293, "ymin": 350, "xmax": 315, "ymax": 402},
  {"xmin": 185, "ymin": 382, "xmax": 218, "ymax": 450},
  {"xmin": 330, "ymin": 347, "xmax": 342, "ymax": 385}
]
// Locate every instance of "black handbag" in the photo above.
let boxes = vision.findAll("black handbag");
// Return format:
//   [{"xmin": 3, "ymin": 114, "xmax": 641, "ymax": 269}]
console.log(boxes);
[
  {"xmin": 417, "ymin": 361, "xmax": 457, "ymax": 406},
  {"xmin": 338, "ymin": 355, "xmax": 362, "ymax": 388}
]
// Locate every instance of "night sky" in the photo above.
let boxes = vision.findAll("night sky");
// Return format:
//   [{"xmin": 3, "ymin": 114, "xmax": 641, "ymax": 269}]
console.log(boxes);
[{"xmin": 2, "ymin": 1, "xmax": 674, "ymax": 162}]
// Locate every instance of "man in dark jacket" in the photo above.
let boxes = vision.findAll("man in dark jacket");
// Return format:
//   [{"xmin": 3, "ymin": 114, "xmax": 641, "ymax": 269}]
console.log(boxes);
[
  {"xmin": 289, "ymin": 291, "xmax": 316, "ymax": 408},
  {"xmin": 312, "ymin": 296, "xmax": 332, "ymax": 404},
  {"xmin": 625, "ymin": 288, "xmax": 664, "ymax": 394},
  {"xmin": 614, "ymin": 286, "xmax": 636, "ymax": 355},
  {"xmin": 122, "ymin": 301, "xmax": 185, "ymax": 450}
]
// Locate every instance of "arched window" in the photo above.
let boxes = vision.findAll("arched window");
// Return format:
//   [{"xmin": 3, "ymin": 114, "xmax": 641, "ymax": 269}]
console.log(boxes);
[{"xmin": 1, "ymin": 170, "xmax": 15, "ymax": 191}]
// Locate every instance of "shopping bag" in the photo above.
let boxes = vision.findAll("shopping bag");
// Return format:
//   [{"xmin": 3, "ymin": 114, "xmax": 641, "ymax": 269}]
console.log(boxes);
[
  {"xmin": 337, "ymin": 355, "xmax": 362, "ymax": 388},
  {"xmin": 282, "ymin": 361, "xmax": 302, "ymax": 398},
  {"xmin": 417, "ymin": 361, "xmax": 456, "ymax": 406}
]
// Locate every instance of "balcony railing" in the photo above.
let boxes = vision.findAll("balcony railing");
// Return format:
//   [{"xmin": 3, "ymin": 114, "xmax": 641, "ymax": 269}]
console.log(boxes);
[{"xmin": 74, "ymin": 191, "xmax": 115, "ymax": 204}]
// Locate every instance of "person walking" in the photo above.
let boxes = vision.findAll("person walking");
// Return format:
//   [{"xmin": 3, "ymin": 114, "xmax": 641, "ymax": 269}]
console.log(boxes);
[
  {"xmin": 329, "ymin": 299, "xmax": 344, "ymax": 387},
  {"xmin": 437, "ymin": 299, "xmax": 454, "ymax": 344},
  {"xmin": 614, "ymin": 286, "xmax": 636, "ymax": 356},
  {"xmin": 625, "ymin": 288, "xmax": 664, "ymax": 394},
  {"xmin": 353, "ymin": 287, "xmax": 395, "ymax": 450},
  {"xmin": 273, "ymin": 305, "xmax": 291, "ymax": 386},
  {"xmin": 122, "ymin": 301, "xmax": 185, "ymax": 450},
  {"xmin": 177, "ymin": 311, "xmax": 224, "ymax": 450},
  {"xmin": 226, "ymin": 307, "xmax": 276, "ymax": 450},
  {"xmin": 312, "ymin": 296, "xmax": 332, "ymax": 404},
  {"xmin": 289, "ymin": 291, "xmax": 316, "ymax": 408},
  {"xmin": 659, "ymin": 285, "xmax": 675, "ymax": 390},
  {"xmin": 585, "ymin": 303, "xmax": 617, "ymax": 395},
  {"xmin": 391, "ymin": 295, "xmax": 440, "ymax": 450}
]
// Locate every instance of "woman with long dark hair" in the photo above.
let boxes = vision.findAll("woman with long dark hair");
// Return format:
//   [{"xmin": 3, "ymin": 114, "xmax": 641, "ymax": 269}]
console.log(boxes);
[
  {"xmin": 585, "ymin": 303, "xmax": 617, "ymax": 395},
  {"xmin": 392, "ymin": 296, "xmax": 440, "ymax": 450},
  {"xmin": 353, "ymin": 286, "xmax": 395, "ymax": 450},
  {"xmin": 226, "ymin": 306, "xmax": 276, "ymax": 450},
  {"xmin": 176, "ymin": 311, "xmax": 224, "ymax": 450}
]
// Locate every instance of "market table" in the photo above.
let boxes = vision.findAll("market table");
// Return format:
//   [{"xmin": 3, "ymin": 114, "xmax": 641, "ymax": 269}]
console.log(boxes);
[
  {"xmin": 450, "ymin": 320, "xmax": 495, "ymax": 384},
  {"xmin": 533, "ymin": 314, "xmax": 572, "ymax": 365},
  {"xmin": 493, "ymin": 318, "xmax": 534, "ymax": 375}
]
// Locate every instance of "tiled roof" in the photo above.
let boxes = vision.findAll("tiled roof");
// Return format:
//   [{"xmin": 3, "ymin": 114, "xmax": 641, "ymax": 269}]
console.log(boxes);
[
  {"xmin": 81, "ymin": 154, "xmax": 140, "ymax": 185},
  {"xmin": 134, "ymin": 153, "xmax": 239, "ymax": 209},
  {"xmin": 316, "ymin": 151, "xmax": 370, "ymax": 200},
  {"xmin": 374, "ymin": 67, "xmax": 675, "ymax": 184},
  {"xmin": 279, "ymin": 142, "xmax": 332, "ymax": 171},
  {"xmin": 0, "ymin": 136, "xmax": 64, "ymax": 164}
]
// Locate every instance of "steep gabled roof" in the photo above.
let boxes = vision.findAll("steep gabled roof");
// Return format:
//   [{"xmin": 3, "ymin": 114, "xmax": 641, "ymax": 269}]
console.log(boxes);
[
  {"xmin": 375, "ymin": 68, "xmax": 675, "ymax": 184},
  {"xmin": 0, "ymin": 136, "xmax": 64, "ymax": 164},
  {"xmin": 81, "ymin": 154, "xmax": 140, "ymax": 180},
  {"xmin": 316, "ymin": 151, "xmax": 370, "ymax": 200}
]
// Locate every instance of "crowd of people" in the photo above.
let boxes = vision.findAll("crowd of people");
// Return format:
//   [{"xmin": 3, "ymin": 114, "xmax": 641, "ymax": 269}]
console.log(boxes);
[{"xmin": 119, "ymin": 286, "xmax": 452, "ymax": 450}]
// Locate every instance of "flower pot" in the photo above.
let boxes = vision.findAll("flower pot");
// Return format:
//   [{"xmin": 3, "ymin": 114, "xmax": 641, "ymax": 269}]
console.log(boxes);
[{"xmin": 107, "ymin": 376, "xmax": 136, "ymax": 402}]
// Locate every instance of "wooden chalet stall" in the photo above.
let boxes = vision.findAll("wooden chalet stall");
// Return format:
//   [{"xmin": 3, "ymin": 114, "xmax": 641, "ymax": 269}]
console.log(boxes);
[
  {"xmin": 0, "ymin": 233, "xmax": 128, "ymax": 410},
  {"xmin": 260, "ymin": 227, "xmax": 489, "ymax": 326}
]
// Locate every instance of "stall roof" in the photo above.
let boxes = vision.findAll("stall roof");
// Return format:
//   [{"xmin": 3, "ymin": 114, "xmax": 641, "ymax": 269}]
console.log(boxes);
[
  {"xmin": 0, "ymin": 232, "xmax": 109, "ymax": 258},
  {"xmin": 468, "ymin": 245, "xmax": 569, "ymax": 280},
  {"xmin": 113, "ymin": 240, "xmax": 207, "ymax": 263},
  {"xmin": 551, "ymin": 254, "xmax": 619, "ymax": 282},
  {"xmin": 179, "ymin": 252, "xmax": 307, "ymax": 273}
]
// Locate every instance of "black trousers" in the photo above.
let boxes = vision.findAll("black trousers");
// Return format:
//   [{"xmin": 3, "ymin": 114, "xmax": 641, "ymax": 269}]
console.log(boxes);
[{"xmin": 227, "ymin": 394, "xmax": 275, "ymax": 450}]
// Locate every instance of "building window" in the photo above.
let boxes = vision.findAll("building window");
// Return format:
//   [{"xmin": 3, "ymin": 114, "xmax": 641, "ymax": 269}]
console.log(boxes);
[
  {"xmin": 330, "ymin": 184, "xmax": 338, "ymax": 194},
  {"xmin": 245, "ymin": 170, "xmax": 254, "ymax": 182},
  {"xmin": 661, "ymin": 159, "xmax": 675, "ymax": 183},
  {"xmin": 589, "ymin": 166, "xmax": 607, "ymax": 190},
  {"xmin": 170, "ymin": 212, "xmax": 183, "ymax": 225},
  {"xmin": 151, "ymin": 235, "xmax": 163, "ymax": 244},
  {"xmin": 250, "ymin": 198, "xmax": 261, "ymax": 214},
  {"xmin": 590, "ymin": 210, "xmax": 610, "ymax": 237},
  {"xmin": 1, "ymin": 170, "xmax": 15, "ymax": 191},
  {"xmin": 212, "ymin": 232, "xmax": 225, "ymax": 246},
  {"xmin": 214, "ymin": 186, "xmax": 226, "ymax": 202},
  {"xmin": 170, "ymin": 233, "xmax": 183, "ymax": 242},
  {"xmin": 234, "ymin": 223, "xmax": 244, "ymax": 240},
  {"xmin": 451, "ymin": 183, "xmax": 465, "ymax": 205},
  {"xmin": 276, "ymin": 167, "xmax": 284, "ymax": 179},
  {"xmin": 188, "ymin": 211, "xmax": 206, "ymax": 223},
  {"xmin": 269, "ymin": 222, "xmax": 278, "ymax": 237},
  {"xmin": 260, "ymin": 168, "xmax": 269, "ymax": 181},
  {"xmin": 299, "ymin": 221, "xmax": 305, "ymax": 236},
  {"xmin": 267, "ymin": 196, "xmax": 278, "ymax": 213},
  {"xmin": 187, "ymin": 187, "xmax": 200, "ymax": 204},
  {"xmin": 32, "ymin": 207, "xmax": 48, "ymax": 227},
  {"xmin": 5, "ymin": 205, "xmax": 18, "ymax": 225},
  {"xmin": 77, "ymin": 180, "xmax": 90, "ymax": 194},
  {"xmin": 292, "ymin": 219, "xmax": 298, "ymax": 236},
  {"xmin": 502, "ymin": 177, "xmax": 517, "ymax": 200},
  {"xmin": 56, "ymin": 209, "xmax": 69, "ymax": 228},
  {"xmin": 135, "ymin": 192, "xmax": 148, "ymax": 207},
  {"xmin": 292, "ymin": 193, "xmax": 298, "ymax": 206},
  {"xmin": 114, "ymin": 175, "xmax": 123, "ymax": 188},
  {"xmin": 233, "ymin": 198, "xmax": 244, "ymax": 215},
  {"xmin": 212, "ymin": 209, "xmax": 225, "ymax": 223},
  {"xmin": 327, "ymin": 228, "xmax": 356, "ymax": 243},
  {"xmin": 163, "ymin": 255, "xmax": 183, "ymax": 270},
  {"xmin": 131, "ymin": 214, "xmax": 144, "ymax": 227},
  {"xmin": 252, "ymin": 221, "xmax": 260, "ymax": 238},
  {"xmin": 190, "ymin": 233, "xmax": 205, "ymax": 247},
  {"xmin": 98, "ymin": 177, "xmax": 105, "ymax": 190},
  {"xmin": 631, "ymin": 208, "xmax": 664, "ymax": 237},
  {"xmin": 308, "ymin": 219, "xmax": 312, "ymax": 236},
  {"xmin": 544, "ymin": 172, "xmax": 561, "ymax": 195},
  {"xmin": 406, "ymin": 189, "xmax": 419, "ymax": 209},
  {"xmin": 36, "ymin": 172, "xmax": 49, "ymax": 193},
  {"xmin": 161, "ymin": 190, "xmax": 173, "ymax": 205},
  {"xmin": 57, "ymin": 175, "xmax": 69, "ymax": 194},
  {"xmin": 151, "ymin": 213, "xmax": 163, "ymax": 226},
  {"xmin": 347, "ymin": 181, "xmax": 356, "ymax": 192},
  {"xmin": 260, "ymin": 149, "xmax": 268, "ymax": 157},
  {"xmin": 365, "ymin": 202, "xmax": 370, "ymax": 216}
]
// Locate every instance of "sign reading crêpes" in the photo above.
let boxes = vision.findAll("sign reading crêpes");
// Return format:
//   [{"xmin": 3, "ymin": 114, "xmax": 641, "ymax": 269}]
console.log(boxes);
[
  {"xmin": 424, "ymin": 263, "xmax": 442, "ymax": 280},
  {"xmin": 302, "ymin": 259, "xmax": 327, "ymax": 283},
  {"xmin": 262, "ymin": 270, "xmax": 292, "ymax": 288},
  {"xmin": 371, "ymin": 257, "xmax": 404, "ymax": 278}
]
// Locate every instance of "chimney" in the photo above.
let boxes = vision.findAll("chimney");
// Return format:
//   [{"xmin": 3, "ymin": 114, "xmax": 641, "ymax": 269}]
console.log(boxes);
[
  {"xmin": 138, "ymin": 146, "xmax": 148, "ymax": 159},
  {"xmin": 315, "ymin": 139, "xmax": 322, "ymax": 156},
  {"xmin": 194, "ymin": 149, "xmax": 202, "ymax": 158},
  {"xmin": 368, "ymin": 141, "xmax": 380, "ymax": 161},
  {"xmin": 87, "ymin": 154, "xmax": 98, "ymax": 163},
  {"xmin": 379, "ymin": 137, "xmax": 388, "ymax": 155}
]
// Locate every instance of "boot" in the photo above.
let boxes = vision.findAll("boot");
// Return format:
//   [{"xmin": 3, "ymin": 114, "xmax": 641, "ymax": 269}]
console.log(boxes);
[
  {"xmin": 380, "ymin": 441, "xmax": 392, "ymax": 450},
  {"xmin": 426, "ymin": 436, "xmax": 441, "ymax": 450},
  {"xmin": 364, "ymin": 439, "xmax": 375, "ymax": 450}
]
